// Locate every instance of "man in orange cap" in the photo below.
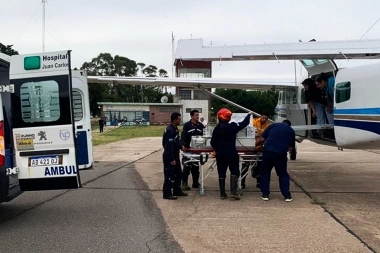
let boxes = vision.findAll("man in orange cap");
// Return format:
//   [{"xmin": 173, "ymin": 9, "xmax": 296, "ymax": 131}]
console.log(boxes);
[{"xmin": 211, "ymin": 108, "xmax": 253, "ymax": 200}]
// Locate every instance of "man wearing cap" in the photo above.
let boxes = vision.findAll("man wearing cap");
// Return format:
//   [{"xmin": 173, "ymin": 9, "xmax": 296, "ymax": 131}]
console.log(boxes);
[{"xmin": 211, "ymin": 108, "xmax": 253, "ymax": 200}]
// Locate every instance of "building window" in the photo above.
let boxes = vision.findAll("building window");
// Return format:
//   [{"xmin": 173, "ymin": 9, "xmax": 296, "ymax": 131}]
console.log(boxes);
[
  {"xmin": 179, "ymin": 73, "xmax": 205, "ymax": 78},
  {"xmin": 135, "ymin": 111, "xmax": 143, "ymax": 119},
  {"xmin": 193, "ymin": 90, "xmax": 209, "ymax": 100},
  {"xmin": 179, "ymin": 90, "xmax": 192, "ymax": 100},
  {"xmin": 185, "ymin": 108, "xmax": 202, "ymax": 113},
  {"xmin": 336, "ymin": 82, "xmax": 351, "ymax": 103}
]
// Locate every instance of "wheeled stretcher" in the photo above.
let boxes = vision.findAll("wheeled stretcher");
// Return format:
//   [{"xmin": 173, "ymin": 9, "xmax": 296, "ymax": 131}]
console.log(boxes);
[{"xmin": 182, "ymin": 147, "xmax": 262, "ymax": 196}]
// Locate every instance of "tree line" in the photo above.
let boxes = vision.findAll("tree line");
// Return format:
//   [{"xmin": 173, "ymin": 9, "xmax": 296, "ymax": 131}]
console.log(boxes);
[
  {"xmin": 211, "ymin": 89, "xmax": 278, "ymax": 120},
  {"xmin": 1, "ymin": 43, "xmax": 279, "ymax": 118}
]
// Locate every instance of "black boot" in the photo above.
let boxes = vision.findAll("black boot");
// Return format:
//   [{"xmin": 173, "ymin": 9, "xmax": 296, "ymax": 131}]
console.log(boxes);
[
  {"xmin": 192, "ymin": 170, "xmax": 200, "ymax": 188},
  {"xmin": 182, "ymin": 162, "xmax": 191, "ymax": 191},
  {"xmin": 219, "ymin": 178, "xmax": 227, "ymax": 199},
  {"xmin": 230, "ymin": 175, "xmax": 241, "ymax": 200},
  {"xmin": 181, "ymin": 174, "xmax": 190, "ymax": 191}
]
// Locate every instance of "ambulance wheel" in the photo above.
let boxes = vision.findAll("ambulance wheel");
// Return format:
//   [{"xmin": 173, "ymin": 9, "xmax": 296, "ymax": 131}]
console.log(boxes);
[{"xmin": 290, "ymin": 148, "xmax": 297, "ymax": 161}]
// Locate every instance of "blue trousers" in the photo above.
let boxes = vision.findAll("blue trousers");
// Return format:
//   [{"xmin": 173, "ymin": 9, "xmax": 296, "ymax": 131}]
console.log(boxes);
[{"xmin": 260, "ymin": 151, "xmax": 291, "ymax": 198}]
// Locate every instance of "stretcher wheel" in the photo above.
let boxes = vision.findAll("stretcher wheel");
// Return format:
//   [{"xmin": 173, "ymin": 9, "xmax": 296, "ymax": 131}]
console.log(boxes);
[{"xmin": 199, "ymin": 188, "xmax": 205, "ymax": 196}]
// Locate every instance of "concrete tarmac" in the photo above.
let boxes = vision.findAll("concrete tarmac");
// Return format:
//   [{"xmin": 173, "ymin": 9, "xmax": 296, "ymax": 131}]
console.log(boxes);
[
  {"xmin": 0, "ymin": 137, "xmax": 183, "ymax": 253},
  {"xmin": 1, "ymin": 137, "xmax": 379, "ymax": 253},
  {"xmin": 125, "ymin": 137, "xmax": 378, "ymax": 253}
]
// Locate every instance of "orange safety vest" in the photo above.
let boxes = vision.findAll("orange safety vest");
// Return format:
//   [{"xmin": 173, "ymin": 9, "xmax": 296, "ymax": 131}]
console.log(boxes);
[{"xmin": 252, "ymin": 118, "xmax": 270, "ymax": 149}]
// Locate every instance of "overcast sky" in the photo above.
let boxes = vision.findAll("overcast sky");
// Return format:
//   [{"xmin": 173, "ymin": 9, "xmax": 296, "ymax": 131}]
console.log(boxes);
[{"xmin": 2, "ymin": 0, "xmax": 380, "ymax": 78}]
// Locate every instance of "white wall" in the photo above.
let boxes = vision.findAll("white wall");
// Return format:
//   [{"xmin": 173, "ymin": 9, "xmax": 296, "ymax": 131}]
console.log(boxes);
[{"xmin": 181, "ymin": 100, "xmax": 209, "ymax": 123}]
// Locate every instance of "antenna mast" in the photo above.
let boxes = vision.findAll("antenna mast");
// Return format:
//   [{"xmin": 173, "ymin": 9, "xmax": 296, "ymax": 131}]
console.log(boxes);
[
  {"xmin": 42, "ymin": 0, "xmax": 47, "ymax": 52},
  {"xmin": 171, "ymin": 32, "xmax": 175, "ymax": 78}
]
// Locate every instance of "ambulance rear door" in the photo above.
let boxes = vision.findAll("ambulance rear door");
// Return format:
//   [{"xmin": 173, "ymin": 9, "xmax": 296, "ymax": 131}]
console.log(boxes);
[{"xmin": 10, "ymin": 51, "xmax": 81, "ymax": 191}]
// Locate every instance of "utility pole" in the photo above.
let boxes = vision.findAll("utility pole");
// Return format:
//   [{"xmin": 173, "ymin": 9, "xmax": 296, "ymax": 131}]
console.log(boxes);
[
  {"xmin": 42, "ymin": 0, "xmax": 47, "ymax": 52},
  {"xmin": 171, "ymin": 31, "xmax": 175, "ymax": 78}
]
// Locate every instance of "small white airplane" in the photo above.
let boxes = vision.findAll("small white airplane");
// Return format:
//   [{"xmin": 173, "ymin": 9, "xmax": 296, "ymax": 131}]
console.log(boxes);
[{"xmin": 88, "ymin": 38, "xmax": 380, "ymax": 151}]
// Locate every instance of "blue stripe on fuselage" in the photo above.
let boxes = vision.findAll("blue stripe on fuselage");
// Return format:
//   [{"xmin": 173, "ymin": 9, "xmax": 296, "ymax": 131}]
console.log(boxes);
[
  {"xmin": 334, "ymin": 108, "xmax": 380, "ymax": 115},
  {"xmin": 334, "ymin": 119, "xmax": 380, "ymax": 135}
]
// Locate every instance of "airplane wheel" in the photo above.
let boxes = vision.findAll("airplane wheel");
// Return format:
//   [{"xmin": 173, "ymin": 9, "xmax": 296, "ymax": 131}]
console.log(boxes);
[{"xmin": 290, "ymin": 148, "xmax": 297, "ymax": 160}]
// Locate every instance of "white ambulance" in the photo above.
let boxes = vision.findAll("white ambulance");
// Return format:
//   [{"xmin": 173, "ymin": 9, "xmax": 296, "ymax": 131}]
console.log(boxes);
[{"xmin": 0, "ymin": 51, "xmax": 93, "ymax": 203}]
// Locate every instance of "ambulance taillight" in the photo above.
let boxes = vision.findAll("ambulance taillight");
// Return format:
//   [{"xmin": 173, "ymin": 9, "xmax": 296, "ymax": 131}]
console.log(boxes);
[{"xmin": 0, "ymin": 120, "xmax": 4, "ymax": 166}]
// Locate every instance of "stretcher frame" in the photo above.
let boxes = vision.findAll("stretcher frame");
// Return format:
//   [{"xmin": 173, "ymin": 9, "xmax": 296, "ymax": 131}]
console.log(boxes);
[{"xmin": 182, "ymin": 148, "xmax": 262, "ymax": 196}]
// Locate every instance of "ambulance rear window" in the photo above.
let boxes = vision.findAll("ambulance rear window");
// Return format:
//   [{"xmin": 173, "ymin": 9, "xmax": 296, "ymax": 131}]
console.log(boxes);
[{"xmin": 20, "ymin": 80, "xmax": 60, "ymax": 123}]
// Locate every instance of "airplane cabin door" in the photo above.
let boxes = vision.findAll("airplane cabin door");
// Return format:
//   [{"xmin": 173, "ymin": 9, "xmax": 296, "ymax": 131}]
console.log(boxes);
[
  {"xmin": 72, "ymin": 71, "xmax": 93, "ymax": 169},
  {"xmin": 285, "ymin": 90, "xmax": 308, "ymax": 137}
]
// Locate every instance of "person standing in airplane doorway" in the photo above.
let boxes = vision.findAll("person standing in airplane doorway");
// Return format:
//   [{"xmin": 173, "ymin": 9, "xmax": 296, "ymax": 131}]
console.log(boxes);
[
  {"xmin": 315, "ymin": 73, "xmax": 335, "ymax": 140},
  {"xmin": 302, "ymin": 78, "xmax": 327, "ymax": 138},
  {"xmin": 180, "ymin": 110, "xmax": 204, "ymax": 190},
  {"xmin": 211, "ymin": 108, "xmax": 253, "ymax": 200}
]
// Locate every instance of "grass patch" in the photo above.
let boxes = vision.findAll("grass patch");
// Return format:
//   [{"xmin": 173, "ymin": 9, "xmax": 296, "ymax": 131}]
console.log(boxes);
[{"xmin": 92, "ymin": 125, "xmax": 181, "ymax": 146}]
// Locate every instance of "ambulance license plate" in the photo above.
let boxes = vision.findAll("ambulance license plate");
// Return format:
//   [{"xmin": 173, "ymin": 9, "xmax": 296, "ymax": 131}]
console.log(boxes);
[{"xmin": 29, "ymin": 155, "xmax": 62, "ymax": 167}]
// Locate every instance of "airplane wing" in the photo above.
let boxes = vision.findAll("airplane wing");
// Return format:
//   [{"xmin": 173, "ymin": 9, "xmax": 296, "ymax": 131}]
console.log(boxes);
[
  {"xmin": 87, "ymin": 76, "xmax": 296, "ymax": 90},
  {"xmin": 174, "ymin": 38, "xmax": 380, "ymax": 61}
]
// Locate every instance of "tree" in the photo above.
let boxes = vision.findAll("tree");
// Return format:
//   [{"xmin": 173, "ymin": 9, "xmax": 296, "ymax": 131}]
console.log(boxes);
[
  {"xmin": 0, "ymin": 43, "xmax": 19, "ymax": 56},
  {"xmin": 82, "ymin": 53, "xmax": 139, "ymax": 115},
  {"xmin": 159, "ymin": 69, "xmax": 168, "ymax": 77},
  {"xmin": 142, "ymin": 65, "xmax": 158, "ymax": 77},
  {"xmin": 82, "ymin": 53, "xmax": 170, "ymax": 115},
  {"xmin": 211, "ymin": 89, "xmax": 279, "ymax": 119}
]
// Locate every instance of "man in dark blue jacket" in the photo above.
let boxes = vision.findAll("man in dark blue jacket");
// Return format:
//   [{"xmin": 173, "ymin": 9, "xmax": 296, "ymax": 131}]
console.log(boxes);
[
  {"xmin": 162, "ymin": 112, "xmax": 188, "ymax": 200},
  {"xmin": 256, "ymin": 120, "xmax": 295, "ymax": 202},
  {"xmin": 211, "ymin": 108, "xmax": 253, "ymax": 200},
  {"xmin": 180, "ymin": 109, "xmax": 205, "ymax": 190}
]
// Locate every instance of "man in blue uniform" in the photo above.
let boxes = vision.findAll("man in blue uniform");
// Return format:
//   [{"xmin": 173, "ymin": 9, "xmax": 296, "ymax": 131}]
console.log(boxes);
[
  {"xmin": 211, "ymin": 108, "xmax": 253, "ymax": 200},
  {"xmin": 256, "ymin": 120, "xmax": 295, "ymax": 202},
  {"xmin": 162, "ymin": 112, "xmax": 188, "ymax": 200},
  {"xmin": 180, "ymin": 109, "xmax": 205, "ymax": 190}
]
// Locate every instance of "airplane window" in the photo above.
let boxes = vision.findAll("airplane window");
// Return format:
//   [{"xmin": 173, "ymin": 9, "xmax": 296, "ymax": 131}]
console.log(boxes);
[
  {"xmin": 285, "ymin": 91, "xmax": 290, "ymax": 104},
  {"xmin": 302, "ymin": 60, "xmax": 314, "ymax": 67},
  {"xmin": 316, "ymin": 59, "xmax": 328, "ymax": 64},
  {"xmin": 292, "ymin": 91, "xmax": 297, "ymax": 104},
  {"xmin": 336, "ymin": 82, "xmax": 351, "ymax": 103},
  {"xmin": 300, "ymin": 88, "xmax": 306, "ymax": 104},
  {"xmin": 278, "ymin": 91, "xmax": 284, "ymax": 105}
]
